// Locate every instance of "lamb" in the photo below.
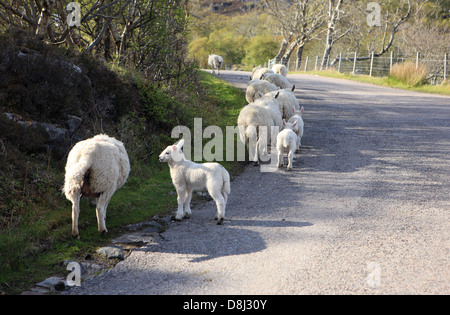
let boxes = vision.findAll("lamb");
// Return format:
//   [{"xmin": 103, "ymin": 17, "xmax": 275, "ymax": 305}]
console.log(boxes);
[
  {"xmin": 159, "ymin": 139, "xmax": 230, "ymax": 225},
  {"xmin": 64, "ymin": 134, "xmax": 130, "ymax": 238},
  {"xmin": 245, "ymin": 79, "xmax": 278, "ymax": 103},
  {"xmin": 272, "ymin": 64, "xmax": 288, "ymax": 77},
  {"xmin": 261, "ymin": 72, "xmax": 290, "ymax": 89},
  {"xmin": 252, "ymin": 66, "xmax": 274, "ymax": 80},
  {"xmin": 288, "ymin": 107, "xmax": 305, "ymax": 151},
  {"xmin": 208, "ymin": 54, "xmax": 224, "ymax": 75},
  {"xmin": 237, "ymin": 92, "xmax": 282, "ymax": 164},
  {"xmin": 277, "ymin": 120, "xmax": 298, "ymax": 170}
]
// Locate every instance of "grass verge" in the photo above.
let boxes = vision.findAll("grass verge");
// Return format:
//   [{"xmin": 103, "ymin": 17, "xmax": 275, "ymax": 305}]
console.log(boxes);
[{"xmin": 0, "ymin": 70, "xmax": 246, "ymax": 295}]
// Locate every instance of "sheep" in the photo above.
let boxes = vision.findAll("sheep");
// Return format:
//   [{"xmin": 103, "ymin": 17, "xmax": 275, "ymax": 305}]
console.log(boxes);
[
  {"xmin": 272, "ymin": 64, "xmax": 288, "ymax": 77},
  {"xmin": 246, "ymin": 79, "xmax": 278, "ymax": 103},
  {"xmin": 288, "ymin": 107, "xmax": 304, "ymax": 151},
  {"xmin": 252, "ymin": 66, "xmax": 274, "ymax": 80},
  {"xmin": 159, "ymin": 139, "xmax": 230, "ymax": 225},
  {"xmin": 277, "ymin": 120, "xmax": 298, "ymax": 170},
  {"xmin": 237, "ymin": 92, "xmax": 282, "ymax": 164},
  {"xmin": 64, "ymin": 134, "xmax": 130, "ymax": 238},
  {"xmin": 261, "ymin": 72, "xmax": 290, "ymax": 89},
  {"xmin": 208, "ymin": 54, "xmax": 224, "ymax": 75},
  {"xmin": 266, "ymin": 87, "xmax": 299, "ymax": 120}
]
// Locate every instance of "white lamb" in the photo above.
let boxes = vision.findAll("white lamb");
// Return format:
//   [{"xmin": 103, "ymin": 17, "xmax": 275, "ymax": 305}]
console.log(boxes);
[
  {"xmin": 288, "ymin": 107, "xmax": 305, "ymax": 151},
  {"xmin": 277, "ymin": 120, "xmax": 298, "ymax": 170},
  {"xmin": 208, "ymin": 54, "xmax": 224, "ymax": 75},
  {"xmin": 246, "ymin": 79, "xmax": 278, "ymax": 103},
  {"xmin": 159, "ymin": 139, "xmax": 231, "ymax": 225},
  {"xmin": 238, "ymin": 92, "xmax": 282, "ymax": 164},
  {"xmin": 64, "ymin": 134, "xmax": 130, "ymax": 238},
  {"xmin": 261, "ymin": 72, "xmax": 290, "ymax": 89},
  {"xmin": 252, "ymin": 66, "xmax": 274, "ymax": 80},
  {"xmin": 272, "ymin": 64, "xmax": 288, "ymax": 77}
]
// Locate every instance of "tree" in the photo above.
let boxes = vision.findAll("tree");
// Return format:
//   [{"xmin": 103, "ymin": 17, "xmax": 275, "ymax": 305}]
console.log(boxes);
[{"xmin": 265, "ymin": 0, "xmax": 327, "ymax": 68}]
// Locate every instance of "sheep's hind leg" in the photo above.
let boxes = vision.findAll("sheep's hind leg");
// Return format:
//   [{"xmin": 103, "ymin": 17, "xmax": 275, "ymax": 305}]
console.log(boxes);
[
  {"xmin": 210, "ymin": 190, "xmax": 226, "ymax": 225},
  {"xmin": 71, "ymin": 193, "xmax": 81, "ymax": 238},
  {"xmin": 96, "ymin": 191, "xmax": 114, "ymax": 234}
]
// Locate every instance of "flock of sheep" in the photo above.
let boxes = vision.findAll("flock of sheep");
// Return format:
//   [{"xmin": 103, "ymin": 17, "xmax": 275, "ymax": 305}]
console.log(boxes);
[{"xmin": 63, "ymin": 56, "xmax": 305, "ymax": 237}]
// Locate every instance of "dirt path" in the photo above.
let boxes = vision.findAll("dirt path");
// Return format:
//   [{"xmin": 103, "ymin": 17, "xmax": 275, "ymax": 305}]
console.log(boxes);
[{"xmin": 65, "ymin": 71, "xmax": 450, "ymax": 294}]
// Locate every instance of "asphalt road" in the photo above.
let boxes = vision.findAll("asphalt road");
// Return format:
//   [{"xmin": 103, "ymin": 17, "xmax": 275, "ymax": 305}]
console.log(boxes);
[{"xmin": 66, "ymin": 71, "xmax": 449, "ymax": 294}]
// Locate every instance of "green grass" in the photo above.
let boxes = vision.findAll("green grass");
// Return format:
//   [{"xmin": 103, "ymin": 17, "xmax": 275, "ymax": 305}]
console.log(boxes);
[
  {"xmin": 295, "ymin": 70, "xmax": 450, "ymax": 95},
  {"xmin": 0, "ymin": 70, "xmax": 247, "ymax": 295}
]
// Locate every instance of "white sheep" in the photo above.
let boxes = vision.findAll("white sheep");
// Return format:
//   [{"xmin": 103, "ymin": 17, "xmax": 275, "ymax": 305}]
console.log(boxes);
[
  {"xmin": 64, "ymin": 134, "xmax": 130, "ymax": 238},
  {"xmin": 208, "ymin": 54, "xmax": 224, "ymax": 75},
  {"xmin": 237, "ymin": 92, "xmax": 282, "ymax": 164},
  {"xmin": 246, "ymin": 79, "xmax": 278, "ymax": 103},
  {"xmin": 159, "ymin": 139, "xmax": 231, "ymax": 225},
  {"xmin": 252, "ymin": 66, "xmax": 274, "ymax": 80},
  {"xmin": 261, "ymin": 72, "xmax": 290, "ymax": 89},
  {"xmin": 288, "ymin": 107, "xmax": 304, "ymax": 151},
  {"xmin": 277, "ymin": 120, "xmax": 298, "ymax": 170},
  {"xmin": 266, "ymin": 88, "xmax": 299, "ymax": 120},
  {"xmin": 272, "ymin": 64, "xmax": 288, "ymax": 77}
]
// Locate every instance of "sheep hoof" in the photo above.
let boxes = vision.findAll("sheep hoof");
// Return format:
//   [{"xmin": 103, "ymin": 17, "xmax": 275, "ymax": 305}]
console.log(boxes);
[
  {"xmin": 252, "ymin": 161, "xmax": 259, "ymax": 167},
  {"xmin": 72, "ymin": 234, "xmax": 80, "ymax": 239},
  {"xmin": 216, "ymin": 218, "xmax": 224, "ymax": 225}
]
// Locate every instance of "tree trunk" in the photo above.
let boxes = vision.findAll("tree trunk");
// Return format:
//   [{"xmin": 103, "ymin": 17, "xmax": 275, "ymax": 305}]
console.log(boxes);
[
  {"xmin": 296, "ymin": 45, "xmax": 304, "ymax": 70},
  {"xmin": 36, "ymin": 0, "xmax": 54, "ymax": 38},
  {"xmin": 275, "ymin": 38, "xmax": 289, "ymax": 64}
]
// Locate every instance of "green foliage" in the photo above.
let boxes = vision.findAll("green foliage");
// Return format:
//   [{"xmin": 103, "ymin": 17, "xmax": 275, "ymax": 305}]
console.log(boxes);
[{"xmin": 242, "ymin": 35, "xmax": 279, "ymax": 67}]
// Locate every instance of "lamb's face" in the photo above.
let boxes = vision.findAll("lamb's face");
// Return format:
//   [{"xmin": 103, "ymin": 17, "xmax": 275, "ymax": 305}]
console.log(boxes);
[
  {"xmin": 159, "ymin": 146, "xmax": 175, "ymax": 163},
  {"xmin": 159, "ymin": 139, "xmax": 185, "ymax": 163}
]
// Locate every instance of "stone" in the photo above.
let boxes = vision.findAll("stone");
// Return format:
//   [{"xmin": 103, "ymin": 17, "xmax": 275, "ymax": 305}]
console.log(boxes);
[{"xmin": 96, "ymin": 245, "xmax": 125, "ymax": 260}]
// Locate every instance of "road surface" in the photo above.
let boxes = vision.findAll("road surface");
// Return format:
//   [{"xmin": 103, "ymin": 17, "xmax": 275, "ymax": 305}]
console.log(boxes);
[{"xmin": 66, "ymin": 71, "xmax": 450, "ymax": 294}]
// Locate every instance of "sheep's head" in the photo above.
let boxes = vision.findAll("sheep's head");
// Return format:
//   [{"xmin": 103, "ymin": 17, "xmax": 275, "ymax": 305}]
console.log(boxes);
[
  {"xmin": 282, "ymin": 119, "xmax": 297, "ymax": 131},
  {"xmin": 159, "ymin": 139, "xmax": 185, "ymax": 163}
]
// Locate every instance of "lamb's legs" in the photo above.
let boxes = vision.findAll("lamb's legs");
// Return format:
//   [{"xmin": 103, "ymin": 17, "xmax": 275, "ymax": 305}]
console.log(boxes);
[
  {"xmin": 184, "ymin": 189, "xmax": 193, "ymax": 218},
  {"xmin": 277, "ymin": 148, "xmax": 283, "ymax": 168},
  {"xmin": 210, "ymin": 190, "xmax": 226, "ymax": 225},
  {"xmin": 71, "ymin": 194, "xmax": 81, "ymax": 238},
  {"xmin": 175, "ymin": 187, "xmax": 186, "ymax": 221},
  {"xmin": 287, "ymin": 148, "xmax": 295, "ymax": 170}
]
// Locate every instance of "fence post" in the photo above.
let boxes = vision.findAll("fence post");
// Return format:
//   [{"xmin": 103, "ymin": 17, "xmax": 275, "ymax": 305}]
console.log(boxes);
[
  {"xmin": 315, "ymin": 55, "xmax": 319, "ymax": 70},
  {"xmin": 304, "ymin": 56, "xmax": 309, "ymax": 72},
  {"xmin": 416, "ymin": 52, "xmax": 420, "ymax": 69},
  {"xmin": 338, "ymin": 53, "xmax": 342, "ymax": 72},
  {"xmin": 444, "ymin": 53, "xmax": 448, "ymax": 81},
  {"xmin": 390, "ymin": 51, "xmax": 394, "ymax": 72},
  {"xmin": 353, "ymin": 52, "xmax": 357, "ymax": 74},
  {"xmin": 369, "ymin": 52, "xmax": 374, "ymax": 76}
]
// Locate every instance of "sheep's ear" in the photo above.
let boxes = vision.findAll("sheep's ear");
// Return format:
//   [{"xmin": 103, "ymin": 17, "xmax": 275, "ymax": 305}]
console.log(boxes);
[
  {"xmin": 177, "ymin": 139, "xmax": 185, "ymax": 150},
  {"xmin": 300, "ymin": 107, "xmax": 304, "ymax": 114},
  {"xmin": 274, "ymin": 92, "xmax": 280, "ymax": 99},
  {"xmin": 293, "ymin": 120, "xmax": 297, "ymax": 126},
  {"xmin": 282, "ymin": 119, "xmax": 286, "ymax": 126},
  {"xmin": 249, "ymin": 76, "xmax": 252, "ymax": 81},
  {"xmin": 260, "ymin": 74, "xmax": 264, "ymax": 80},
  {"xmin": 292, "ymin": 85, "xmax": 295, "ymax": 92}
]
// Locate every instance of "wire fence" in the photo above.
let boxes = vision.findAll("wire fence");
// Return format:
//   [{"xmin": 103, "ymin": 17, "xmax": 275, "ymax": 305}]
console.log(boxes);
[{"xmin": 268, "ymin": 52, "xmax": 449, "ymax": 85}]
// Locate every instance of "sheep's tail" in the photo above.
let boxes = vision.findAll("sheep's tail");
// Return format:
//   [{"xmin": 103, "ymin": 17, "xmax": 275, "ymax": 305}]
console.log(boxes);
[
  {"xmin": 63, "ymin": 159, "xmax": 92, "ymax": 200},
  {"xmin": 222, "ymin": 167, "xmax": 231, "ymax": 195}
]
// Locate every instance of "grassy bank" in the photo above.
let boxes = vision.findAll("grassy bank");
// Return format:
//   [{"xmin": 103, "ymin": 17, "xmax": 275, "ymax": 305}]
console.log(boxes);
[
  {"xmin": 0, "ymin": 70, "xmax": 246, "ymax": 295},
  {"xmin": 296, "ymin": 70, "xmax": 450, "ymax": 95}
]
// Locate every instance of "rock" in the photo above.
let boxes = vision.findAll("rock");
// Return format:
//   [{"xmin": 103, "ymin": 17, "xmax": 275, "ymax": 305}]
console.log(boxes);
[
  {"xmin": 63, "ymin": 260, "xmax": 104, "ymax": 280},
  {"xmin": 96, "ymin": 245, "xmax": 125, "ymax": 260},
  {"xmin": 35, "ymin": 276, "xmax": 67, "ymax": 292}
]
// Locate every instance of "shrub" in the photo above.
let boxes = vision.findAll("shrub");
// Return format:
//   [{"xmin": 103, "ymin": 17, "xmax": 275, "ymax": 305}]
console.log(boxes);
[{"xmin": 389, "ymin": 61, "xmax": 428, "ymax": 87}]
